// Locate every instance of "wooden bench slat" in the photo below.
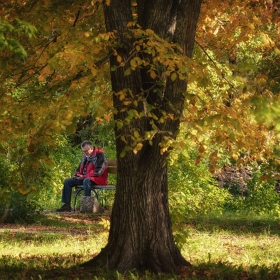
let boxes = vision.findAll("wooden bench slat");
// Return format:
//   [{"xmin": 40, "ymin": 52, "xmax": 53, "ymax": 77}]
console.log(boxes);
[
  {"xmin": 108, "ymin": 167, "xmax": 117, "ymax": 173},
  {"xmin": 107, "ymin": 159, "xmax": 117, "ymax": 166},
  {"xmin": 93, "ymin": 185, "xmax": 116, "ymax": 190},
  {"xmin": 75, "ymin": 184, "xmax": 116, "ymax": 189}
]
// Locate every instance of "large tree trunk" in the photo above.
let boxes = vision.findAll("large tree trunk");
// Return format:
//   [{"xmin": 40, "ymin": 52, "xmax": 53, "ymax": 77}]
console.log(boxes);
[{"xmin": 83, "ymin": 0, "xmax": 202, "ymax": 273}]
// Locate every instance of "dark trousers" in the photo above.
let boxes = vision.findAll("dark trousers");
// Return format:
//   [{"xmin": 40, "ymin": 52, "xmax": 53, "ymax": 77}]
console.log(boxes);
[{"xmin": 61, "ymin": 177, "xmax": 95, "ymax": 205}]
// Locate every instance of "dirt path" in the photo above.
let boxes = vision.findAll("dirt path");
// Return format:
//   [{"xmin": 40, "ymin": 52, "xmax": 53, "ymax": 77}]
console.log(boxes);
[{"xmin": 0, "ymin": 210, "xmax": 111, "ymax": 236}]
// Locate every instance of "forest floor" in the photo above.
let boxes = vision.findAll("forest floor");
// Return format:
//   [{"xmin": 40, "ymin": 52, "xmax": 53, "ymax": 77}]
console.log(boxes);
[
  {"xmin": 1, "ymin": 211, "xmax": 280, "ymax": 279},
  {"xmin": 0, "ymin": 210, "xmax": 111, "ymax": 235}
]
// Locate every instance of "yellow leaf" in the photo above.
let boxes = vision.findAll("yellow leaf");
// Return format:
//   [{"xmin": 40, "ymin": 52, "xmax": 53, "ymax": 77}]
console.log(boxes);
[
  {"xmin": 117, "ymin": 55, "xmax": 122, "ymax": 63},
  {"xmin": 150, "ymin": 70, "xmax": 157, "ymax": 79},
  {"xmin": 104, "ymin": 113, "xmax": 111, "ymax": 121},
  {"xmin": 123, "ymin": 101, "xmax": 132, "ymax": 105},
  {"xmin": 38, "ymin": 75, "xmax": 45, "ymax": 82},
  {"xmin": 171, "ymin": 72, "xmax": 177, "ymax": 81},
  {"xmin": 18, "ymin": 187, "xmax": 31, "ymax": 195},
  {"xmin": 274, "ymin": 47, "xmax": 280, "ymax": 55},
  {"xmin": 91, "ymin": 67, "xmax": 97, "ymax": 76},
  {"xmin": 248, "ymin": 23, "xmax": 255, "ymax": 30},
  {"xmin": 133, "ymin": 142, "xmax": 143, "ymax": 154},
  {"xmin": 130, "ymin": 59, "xmax": 137, "ymax": 68},
  {"xmin": 160, "ymin": 147, "xmax": 168, "ymax": 154},
  {"xmin": 146, "ymin": 29, "xmax": 154, "ymax": 34},
  {"xmin": 119, "ymin": 92, "xmax": 125, "ymax": 101},
  {"xmin": 162, "ymin": 70, "xmax": 170, "ymax": 77},
  {"xmin": 231, "ymin": 153, "xmax": 239, "ymax": 161}
]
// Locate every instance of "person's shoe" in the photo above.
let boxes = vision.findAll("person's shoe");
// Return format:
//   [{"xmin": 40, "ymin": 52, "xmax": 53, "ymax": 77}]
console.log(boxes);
[{"xmin": 56, "ymin": 204, "xmax": 72, "ymax": 212}]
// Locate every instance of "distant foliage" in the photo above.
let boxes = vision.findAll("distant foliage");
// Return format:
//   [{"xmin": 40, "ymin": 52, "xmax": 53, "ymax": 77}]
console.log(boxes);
[
  {"xmin": 224, "ymin": 167, "xmax": 280, "ymax": 216},
  {"xmin": 169, "ymin": 152, "xmax": 230, "ymax": 217},
  {"xmin": 168, "ymin": 151, "xmax": 230, "ymax": 249},
  {"xmin": 69, "ymin": 118, "xmax": 116, "ymax": 160},
  {"xmin": 0, "ymin": 154, "xmax": 10, "ymax": 193}
]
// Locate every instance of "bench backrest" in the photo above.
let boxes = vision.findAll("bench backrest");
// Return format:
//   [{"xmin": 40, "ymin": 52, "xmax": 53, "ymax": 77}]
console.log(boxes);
[{"xmin": 107, "ymin": 160, "xmax": 117, "ymax": 174}]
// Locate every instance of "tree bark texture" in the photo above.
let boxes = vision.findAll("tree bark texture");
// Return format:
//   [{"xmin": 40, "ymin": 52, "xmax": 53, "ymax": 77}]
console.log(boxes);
[{"xmin": 83, "ymin": 0, "xmax": 202, "ymax": 274}]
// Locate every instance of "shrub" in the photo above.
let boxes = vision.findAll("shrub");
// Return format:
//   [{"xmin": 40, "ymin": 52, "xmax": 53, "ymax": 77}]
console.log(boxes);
[
  {"xmin": 224, "ymin": 167, "xmax": 280, "ymax": 216},
  {"xmin": 168, "ymin": 151, "xmax": 230, "ymax": 249},
  {"xmin": 0, "ymin": 192, "xmax": 42, "ymax": 224}
]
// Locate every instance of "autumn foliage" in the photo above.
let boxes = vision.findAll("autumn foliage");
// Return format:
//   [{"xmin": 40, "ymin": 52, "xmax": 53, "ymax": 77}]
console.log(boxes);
[
  {"xmin": 0, "ymin": 1, "xmax": 279, "ymax": 171},
  {"xmin": 1, "ymin": 0, "xmax": 280, "ymax": 274}
]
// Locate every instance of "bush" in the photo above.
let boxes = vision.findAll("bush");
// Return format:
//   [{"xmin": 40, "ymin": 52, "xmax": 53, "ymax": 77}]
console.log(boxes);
[
  {"xmin": 168, "ymin": 151, "xmax": 230, "ymax": 249},
  {"xmin": 224, "ymin": 167, "xmax": 280, "ymax": 216},
  {"xmin": 0, "ymin": 192, "xmax": 42, "ymax": 224},
  {"xmin": 169, "ymin": 152, "xmax": 230, "ymax": 218}
]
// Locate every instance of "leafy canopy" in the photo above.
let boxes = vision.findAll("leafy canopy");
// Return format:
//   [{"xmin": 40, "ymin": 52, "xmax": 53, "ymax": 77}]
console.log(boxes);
[{"xmin": 0, "ymin": 0, "xmax": 280, "ymax": 193}]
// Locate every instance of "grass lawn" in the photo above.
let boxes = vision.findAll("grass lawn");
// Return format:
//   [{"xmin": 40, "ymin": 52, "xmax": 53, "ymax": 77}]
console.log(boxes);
[{"xmin": 0, "ymin": 211, "xmax": 280, "ymax": 279}]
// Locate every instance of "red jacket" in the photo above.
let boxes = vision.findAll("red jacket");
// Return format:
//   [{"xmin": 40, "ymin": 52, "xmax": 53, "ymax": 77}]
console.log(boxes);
[{"xmin": 75, "ymin": 147, "xmax": 108, "ymax": 185}]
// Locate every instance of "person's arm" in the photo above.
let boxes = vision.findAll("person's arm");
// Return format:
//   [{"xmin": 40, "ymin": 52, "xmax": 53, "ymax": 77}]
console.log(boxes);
[
  {"xmin": 93, "ymin": 152, "xmax": 107, "ymax": 177},
  {"xmin": 74, "ymin": 157, "xmax": 85, "ymax": 177},
  {"xmin": 74, "ymin": 165, "xmax": 80, "ymax": 175}
]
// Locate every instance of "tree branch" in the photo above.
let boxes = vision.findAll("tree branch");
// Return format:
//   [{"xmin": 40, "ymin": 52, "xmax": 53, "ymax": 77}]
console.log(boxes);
[
  {"xmin": 73, "ymin": 9, "xmax": 81, "ymax": 27},
  {"xmin": 195, "ymin": 39, "xmax": 235, "ymax": 89}
]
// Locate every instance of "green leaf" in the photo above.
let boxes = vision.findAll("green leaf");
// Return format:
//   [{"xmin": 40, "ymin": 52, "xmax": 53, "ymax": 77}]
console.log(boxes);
[{"xmin": 124, "ymin": 68, "xmax": 131, "ymax": 76}]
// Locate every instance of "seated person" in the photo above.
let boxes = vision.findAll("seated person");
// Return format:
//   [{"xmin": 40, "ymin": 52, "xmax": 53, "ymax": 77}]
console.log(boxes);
[{"xmin": 56, "ymin": 140, "xmax": 108, "ymax": 212}]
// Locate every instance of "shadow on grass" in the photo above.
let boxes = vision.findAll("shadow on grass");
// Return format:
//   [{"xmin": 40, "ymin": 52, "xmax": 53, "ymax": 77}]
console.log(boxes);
[
  {"xmin": 1, "ymin": 258, "xmax": 280, "ymax": 280},
  {"xmin": 190, "ymin": 213, "xmax": 280, "ymax": 236},
  {"xmin": 38, "ymin": 212, "xmax": 109, "ymax": 230}
]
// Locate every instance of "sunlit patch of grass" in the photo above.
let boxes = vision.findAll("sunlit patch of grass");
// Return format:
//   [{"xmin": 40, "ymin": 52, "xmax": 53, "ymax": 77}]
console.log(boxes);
[
  {"xmin": 182, "ymin": 231, "xmax": 280, "ymax": 267},
  {"xmin": 191, "ymin": 211, "xmax": 280, "ymax": 235},
  {"xmin": 0, "ymin": 228, "xmax": 109, "ymax": 279},
  {"xmin": 0, "ymin": 231, "xmax": 107, "ymax": 256},
  {"xmin": 182, "ymin": 212, "xmax": 280, "ymax": 269}
]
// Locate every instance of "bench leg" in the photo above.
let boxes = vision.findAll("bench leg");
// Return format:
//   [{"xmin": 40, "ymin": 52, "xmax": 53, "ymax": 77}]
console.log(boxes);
[{"xmin": 74, "ymin": 188, "xmax": 82, "ymax": 212}]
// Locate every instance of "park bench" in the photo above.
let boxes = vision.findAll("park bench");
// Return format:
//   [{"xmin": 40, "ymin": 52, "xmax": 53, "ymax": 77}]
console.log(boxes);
[{"xmin": 73, "ymin": 159, "xmax": 117, "ymax": 212}]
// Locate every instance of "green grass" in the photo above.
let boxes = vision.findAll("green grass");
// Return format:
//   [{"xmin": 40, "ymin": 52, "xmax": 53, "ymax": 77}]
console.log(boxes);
[
  {"xmin": 1, "ymin": 212, "xmax": 280, "ymax": 279},
  {"xmin": 182, "ymin": 212, "xmax": 280, "ymax": 266}
]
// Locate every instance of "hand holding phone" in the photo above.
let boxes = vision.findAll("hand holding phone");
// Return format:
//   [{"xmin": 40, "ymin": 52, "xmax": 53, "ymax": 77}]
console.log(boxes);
[{"xmin": 73, "ymin": 174, "xmax": 83, "ymax": 180}]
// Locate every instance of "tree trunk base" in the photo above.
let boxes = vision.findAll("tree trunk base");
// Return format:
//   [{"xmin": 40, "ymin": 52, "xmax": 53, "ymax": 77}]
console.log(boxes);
[{"xmin": 81, "ymin": 245, "xmax": 191, "ymax": 274}]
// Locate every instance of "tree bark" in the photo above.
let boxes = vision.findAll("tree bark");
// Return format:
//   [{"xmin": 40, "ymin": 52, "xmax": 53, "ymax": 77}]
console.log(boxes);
[{"xmin": 82, "ymin": 0, "xmax": 202, "ymax": 273}]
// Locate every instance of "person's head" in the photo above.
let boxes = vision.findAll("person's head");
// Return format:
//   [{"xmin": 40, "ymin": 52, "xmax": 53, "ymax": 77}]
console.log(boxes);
[{"xmin": 81, "ymin": 140, "xmax": 94, "ymax": 157}]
